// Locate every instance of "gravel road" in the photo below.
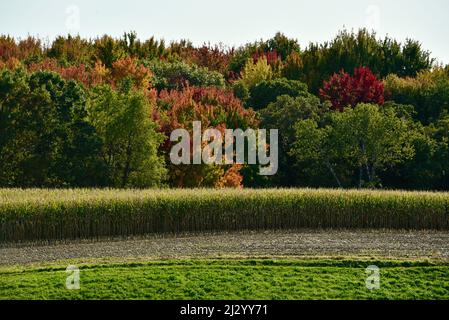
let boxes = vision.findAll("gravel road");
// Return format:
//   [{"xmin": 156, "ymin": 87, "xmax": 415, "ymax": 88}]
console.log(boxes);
[{"xmin": 1, "ymin": 229, "xmax": 448, "ymax": 266}]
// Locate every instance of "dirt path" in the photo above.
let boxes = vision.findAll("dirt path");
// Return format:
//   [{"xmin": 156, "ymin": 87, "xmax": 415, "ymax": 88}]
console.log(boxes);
[{"xmin": 1, "ymin": 229, "xmax": 448, "ymax": 265}]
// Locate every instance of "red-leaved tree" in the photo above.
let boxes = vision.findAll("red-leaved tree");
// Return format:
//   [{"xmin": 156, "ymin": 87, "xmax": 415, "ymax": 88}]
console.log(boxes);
[
  {"xmin": 252, "ymin": 49, "xmax": 283, "ymax": 75},
  {"xmin": 319, "ymin": 67, "xmax": 384, "ymax": 111}
]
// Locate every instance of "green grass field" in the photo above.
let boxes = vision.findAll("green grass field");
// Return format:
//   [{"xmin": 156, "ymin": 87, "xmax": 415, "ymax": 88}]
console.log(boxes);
[{"xmin": 1, "ymin": 259, "xmax": 448, "ymax": 300}]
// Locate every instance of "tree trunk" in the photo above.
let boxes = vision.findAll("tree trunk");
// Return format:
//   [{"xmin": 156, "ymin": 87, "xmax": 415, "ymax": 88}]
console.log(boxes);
[
  {"xmin": 326, "ymin": 159, "xmax": 342, "ymax": 189},
  {"xmin": 359, "ymin": 166, "xmax": 363, "ymax": 189},
  {"xmin": 122, "ymin": 134, "xmax": 133, "ymax": 187}
]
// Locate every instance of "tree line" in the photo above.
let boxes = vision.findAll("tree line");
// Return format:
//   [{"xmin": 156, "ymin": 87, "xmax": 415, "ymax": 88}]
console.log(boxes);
[{"xmin": 0, "ymin": 29, "xmax": 448, "ymax": 190}]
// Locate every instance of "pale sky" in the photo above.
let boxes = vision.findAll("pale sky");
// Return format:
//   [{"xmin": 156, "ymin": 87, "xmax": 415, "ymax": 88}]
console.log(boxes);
[{"xmin": 1, "ymin": 0, "xmax": 448, "ymax": 64}]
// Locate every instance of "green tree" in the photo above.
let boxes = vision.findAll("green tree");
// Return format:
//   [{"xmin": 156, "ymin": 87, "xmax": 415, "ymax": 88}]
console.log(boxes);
[
  {"xmin": 291, "ymin": 103, "xmax": 416, "ymax": 188},
  {"xmin": 259, "ymin": 95, "xmax": 329, "ymax": 186},
  {"xmin": 264, "ymin": 32, "xmax": 301, "ymax": 60},
  {"xmin": 289, "ymin": 119, "xmax": 344, "ymax": 187},
  {"xmin": 0, "ymin": 69, "xmax": 106, "ymax": 187},
  {"xmin": 382, "ymin": 113, "xmax": 449, "ymax": 190},
  {"xmin": 119, "ymin": 31, "xmax": 166, "ymax": 60},
  {"xmin": 432, "ymin": 116, "xmax": 449, "ymax": 189},
  {"xmin": 94, "ymin": 35, "xmax": 126, "ymax": 68},
  {"xmin": 385, "ymin": 68, "xmax": 449, "ymax": 124},
  {"xmin": 88, "ymin": 83, "xmax": 166, "ymax": 187},
  {"xmin": 248, "ymin": 78, "xmax": 309, "ymax": 110},
  {"xmin": 48, "ymin": 35, "xmax": 95, "ymax": 66},
  {"xmin": 144, "ymin": 59, "xmax": 225, "ymax": 91}
]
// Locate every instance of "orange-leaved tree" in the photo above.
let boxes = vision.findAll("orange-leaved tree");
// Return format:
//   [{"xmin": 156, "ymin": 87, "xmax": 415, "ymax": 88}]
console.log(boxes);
[{"xmin": 157, "ymin": 86, "xmax": 258, "ymax": 188}]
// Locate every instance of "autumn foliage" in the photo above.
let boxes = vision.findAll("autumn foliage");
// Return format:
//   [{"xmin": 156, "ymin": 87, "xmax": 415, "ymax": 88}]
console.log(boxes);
[
  {"xmin": 27, "ymin": 56, "xmax": 152, "ymax": 91},
  {"xmin": 319, "ymin": 67, "xmax": 385, "ymax": 111},
  {"xmin": 111, "ymin": 57, "xmax": 153, "ymax": 90},
  {"xmin": 252, "ymin": 49, "xmax": 283, "ymax": 75},
  {"xmin": 28, "ymin": 58, "xmax": 106, "ymax": 87},
  {"xmin": 157, "ymin": 86, "xmax": 258, "ymax": 188},
  {"xmin": 189, "ymin": 45, "xmax": 234, "ymax": 75},
  {"xmin": 1, "ymin": 32, "xmax": 447, "ymax": 191}
]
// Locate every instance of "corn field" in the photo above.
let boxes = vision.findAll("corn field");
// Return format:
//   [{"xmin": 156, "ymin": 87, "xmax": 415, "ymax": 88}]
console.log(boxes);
[{"xmin": 0, "ymin": 188, "xmax": 448, "ymax": 243}]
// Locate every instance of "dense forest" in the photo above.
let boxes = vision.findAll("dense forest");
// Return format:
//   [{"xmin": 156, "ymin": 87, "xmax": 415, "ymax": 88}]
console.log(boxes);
[{"xmin": 0, "ymin": 29, "xmax": 448, "ymax": 190}]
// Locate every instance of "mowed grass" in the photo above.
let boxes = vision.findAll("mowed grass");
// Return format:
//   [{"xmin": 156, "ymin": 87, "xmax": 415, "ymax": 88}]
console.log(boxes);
[
  {"xmin": 1, "ymin": 188, "xmax": 449, "ymax": 243},
  {"xmin": 1, "ymin": 259, "xmax": 448, "ymax": 300}
]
